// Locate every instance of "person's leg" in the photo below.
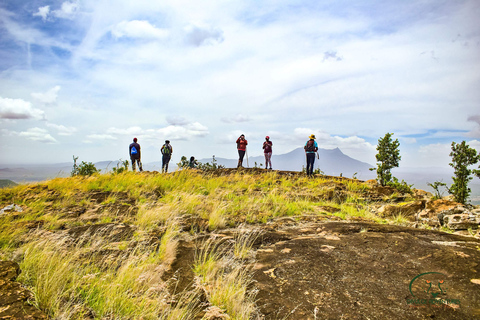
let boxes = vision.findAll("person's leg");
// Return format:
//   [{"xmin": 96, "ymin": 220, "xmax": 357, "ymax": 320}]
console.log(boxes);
[
  {"xmin": 138, "ymin": 160, "xmax": 143, "ymax": 172},
  {"xmin": 131, "ymin": 157, "xmax": 136, "ymax": 171},
  {"xmin": 165, "ymin": 156, "xmax": 170, "ymax": 172},
  {"xmin": 306, "ymin": 153, "xmax": 314, "ymax": 175},
  {"xmin": 162, "ymin": 155, "xmax": 167, "ymax": 173},
  {"xmin": 238, "ymin": 150, "xmax": 245, "ymax": 167},
  {"xmin": 266, "ymin": 152, "xmax": 272, "ymax": 169}
]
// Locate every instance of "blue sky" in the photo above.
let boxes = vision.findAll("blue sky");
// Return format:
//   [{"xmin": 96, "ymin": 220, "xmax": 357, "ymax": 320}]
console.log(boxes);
[{"xmin": 0, "ymin": 0, "xmax": 479, "ymax": 168}]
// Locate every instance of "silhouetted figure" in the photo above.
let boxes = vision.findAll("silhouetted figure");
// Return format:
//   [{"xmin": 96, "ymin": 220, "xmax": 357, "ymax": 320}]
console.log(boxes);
[{"xmin": 129, "ymin": 137, "xmax": 143, "ymax": 172}]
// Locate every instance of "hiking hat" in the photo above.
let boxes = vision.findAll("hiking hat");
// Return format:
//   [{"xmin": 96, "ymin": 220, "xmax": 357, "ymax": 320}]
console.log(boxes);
[
  {"xmin": 309, "ymin": 134, "xmax": 316, "ymax": 139},
  {"xmin": 265, "ymin": 136, "xmax": 270, "ymax": 140},
  {"xmin": 133, "ymin": 137, "xmax": 138, "ymax": 142}
]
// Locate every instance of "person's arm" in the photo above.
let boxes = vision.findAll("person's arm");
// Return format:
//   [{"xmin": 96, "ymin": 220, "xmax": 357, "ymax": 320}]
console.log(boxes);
[
  {"xmin": 170, "ymin": 145, "xmax": 173, "ymax": 154},
  {"xmin": 138, "ymin": 144, "xmax": 141, "ymax": 160}
]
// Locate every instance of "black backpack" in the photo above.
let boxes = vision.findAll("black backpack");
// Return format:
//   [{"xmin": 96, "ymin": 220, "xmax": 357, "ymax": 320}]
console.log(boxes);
[{"xmin": 305, "ymin": 140, "xmax": 315, "ymax": 152}]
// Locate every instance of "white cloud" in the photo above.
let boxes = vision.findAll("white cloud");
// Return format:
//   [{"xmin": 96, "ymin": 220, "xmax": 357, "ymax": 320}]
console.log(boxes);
[
  {"xmin": 46, "ymin": 123, "xmax": 77, "ymax": 136},
  {"xmin": 111, "ymin": 20, "xmax": 169, "ymax": 40},
  {"xmin": 166, "ymin": 116, "xmax": 190, "ymax": 126},
  {"xmin": 86, "ymin": 134, "xmax": 117, "ymax": 140},
  {"xmin": 32, "ymin": 6, "xmax": 50, "ymax": 21},
  {"xmin": 469, "ymin": 139, "xmax": 480, "ymax": 153},
  {"xmin": 417, "ymin": 143, "xmax": 452, "ymax": 167},
  {"xmin": 52, "ymin": 1, "xmax": 79, "ymax": 20},
  {"xmin": 183, "ymin": 23, "xmax": 224, "ymax": 46},
  {"xmin": 19, "ymin": 128, "xmax": 57, "ymax": 143},
  {"xmin": 467, "ymin": 115, "xmax": 480, "ymax": 138},
  {"xmin": 31, "ymin": 86, "xmax": 61, "ymax": 104},
  {"xmin": 106, "ymin": 126, "xmax": 143, "ymax": 136},
  {"xmin": 0, "ymin": 97, "xmax": 45, "ymax": 120},
  {"xmin": 105, "ymin": 120, "xmax": 209, "ymax": 142},
  {"xmin": 32, "ymin": 1, "xmax": 78, "ymax": 21},
  {"xmin": 221, "ymin": 114, "xmax": 252, "ymax": 123}
]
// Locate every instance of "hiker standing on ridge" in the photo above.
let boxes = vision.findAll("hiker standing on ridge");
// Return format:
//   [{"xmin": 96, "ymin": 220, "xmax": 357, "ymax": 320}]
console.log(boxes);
[
  {"xmin": 263, "ymin": 136, "xmax": 273, "ymax": 170},
  {"xmin": 236, "ymin": 134, "xmax": 248, "ymax": 168},
  {"xmin": 304, "ymin": 134, "xmax": 318, "ymax": 176},
  {"xmin": 189, "ymin": 156, "xmax": 198, "ymax": 168},
  {"xmin": 161, "ymin": 140, "xmax": 173, "ymax": 173},
  {"xmin": 129, "ymin": 138, "xmax": 143, "ymax": 172}
]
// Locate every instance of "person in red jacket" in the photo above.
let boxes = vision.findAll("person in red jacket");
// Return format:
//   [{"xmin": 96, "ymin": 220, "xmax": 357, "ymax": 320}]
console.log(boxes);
[
  {"xmin": 263, "ymin": 136, "xmax": 273, "ymax": 170},
  {"xmin": 236, "ymin": 134, "xmax": 248, "ymax": 168}
]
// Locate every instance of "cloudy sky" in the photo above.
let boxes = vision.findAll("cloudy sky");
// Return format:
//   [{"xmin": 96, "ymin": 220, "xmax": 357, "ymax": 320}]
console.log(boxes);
[{"xmin": 1, "ymin": 0, "xmax": 479, "ymax": 168}]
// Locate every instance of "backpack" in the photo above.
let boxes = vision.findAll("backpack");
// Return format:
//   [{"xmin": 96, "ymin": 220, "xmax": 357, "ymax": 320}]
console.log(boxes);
[
  {"xmin": 162, "ymin": 144, "xmax": 171, "ymax": 155},
  {"xmin": 131, "ymin": 146, "xmax": 138, "ymax": 155},
  {"xmin": 305, "ymin": 140, "xmax": 315, "ymax": 152}
]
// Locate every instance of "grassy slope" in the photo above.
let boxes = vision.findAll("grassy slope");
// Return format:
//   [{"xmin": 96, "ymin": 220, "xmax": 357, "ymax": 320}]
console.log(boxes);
[{"xmin": 0, "ymin": 169, "xmax": 414, "ymax": 319}]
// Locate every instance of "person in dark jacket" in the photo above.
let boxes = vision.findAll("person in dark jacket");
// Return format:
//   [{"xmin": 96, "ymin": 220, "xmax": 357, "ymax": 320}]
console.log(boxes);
[
  {"xmin": 263, "ymin": 136, "xmax": 273, "ymax": 170},
  {"xmin": 161, "ymin": 140, "xmax": 173, "ymax": 173},
  {"xmin": 304, "ymin": 134, "xmax": 318, "ymax": 176},
  {"xmin": 189, "ymin": 156, "xmax": 198, "ymax": 168},
  {"xmin": 129, "ymin": 137, "xmax": 143, "ymax": 172},
  {"xmin": 236, "ymin": 134, "xmax": 248, "ymax": 168}
]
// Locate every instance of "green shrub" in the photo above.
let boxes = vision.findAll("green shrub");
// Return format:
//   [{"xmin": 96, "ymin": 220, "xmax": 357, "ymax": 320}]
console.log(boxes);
[{"xmin": 71, "ymin": 156, "xmax": 99, "ymax": 177}]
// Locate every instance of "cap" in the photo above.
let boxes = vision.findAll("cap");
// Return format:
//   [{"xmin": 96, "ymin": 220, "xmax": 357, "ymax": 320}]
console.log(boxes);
[
  {"xmin": 133, "ymin": 137, "xmax": 137, "ymax": 142},
  {"xmin": 265, "ymin": 136, "xmax": 270, "ymax": 140},
  {"xmin": 165, "ymin": 140, "xmax": 170, "ymax": 143}
]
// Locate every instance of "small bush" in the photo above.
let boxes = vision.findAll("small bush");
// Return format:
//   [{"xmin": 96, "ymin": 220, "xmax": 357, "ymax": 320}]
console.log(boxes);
[
  {"xmin": 387, "ymin": 177, "xmax": 413, "ymax": 194},
  {"xmin": 71, "ymin": 156, "xmax": 99, "ymax": 177}
]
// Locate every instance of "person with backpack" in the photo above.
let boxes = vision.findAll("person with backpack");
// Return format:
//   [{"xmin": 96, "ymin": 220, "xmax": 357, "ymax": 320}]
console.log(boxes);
[
  {"xmin": 189, "ymin": 156, "xmax": 198, "ymax": 168},
  {"xmin": 236, "ymin": 134, "xmax": 248, "ymax": 168},
  {"xmin": 161, "ymin": 140, "xmax": 173, "ymax": 173},
  {"xmin": 129, "ymin": 137, "xmax": 143, "ymax": 172},
  {"xmin": 304, "ymin": 134, "xmax": 318, "ymax": 176},
  {"xmin": 263, "ymin": 136, "xmax": 273, "ymax": 170}
]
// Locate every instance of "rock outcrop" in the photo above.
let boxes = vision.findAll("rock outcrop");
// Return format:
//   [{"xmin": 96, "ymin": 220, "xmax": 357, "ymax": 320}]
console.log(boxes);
[{"xmin": 0, "ymin": 261, "xmax": 48, "ymax": 319}]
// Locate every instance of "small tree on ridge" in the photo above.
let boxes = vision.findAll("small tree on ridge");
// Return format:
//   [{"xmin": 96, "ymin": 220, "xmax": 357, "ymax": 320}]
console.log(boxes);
[
  {"xmin": 372, "ymin": 133, "xmax": 401, "ymax": 186},
  {"xmin": 448, "ymin": 141, "xmax": 480, "ymax": 204}
]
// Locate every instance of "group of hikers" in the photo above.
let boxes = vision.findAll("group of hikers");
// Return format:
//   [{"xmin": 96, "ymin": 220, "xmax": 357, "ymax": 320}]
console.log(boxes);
[{"xmin": 128, "ymin": 133, "xmax": 319, "ymax": 176}]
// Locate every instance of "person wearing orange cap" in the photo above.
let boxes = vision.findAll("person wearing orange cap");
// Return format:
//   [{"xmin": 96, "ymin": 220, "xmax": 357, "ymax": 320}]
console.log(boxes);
[
  {"xmin": 263, "ymin": 136, "xmax": 273, "ymax": 170},
  {"xmin": 129, "ymin": 137, "xmax": 143, "ymax": 172},
  {"xmin": 304, "ymin": 134, "xmax": 318, "ymax": 176}
]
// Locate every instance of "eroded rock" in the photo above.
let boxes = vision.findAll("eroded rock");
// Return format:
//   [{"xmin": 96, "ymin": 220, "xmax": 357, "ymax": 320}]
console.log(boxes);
[{"xmin": 0, "ymin": 261, "xmax": 48, "ymax": 319}]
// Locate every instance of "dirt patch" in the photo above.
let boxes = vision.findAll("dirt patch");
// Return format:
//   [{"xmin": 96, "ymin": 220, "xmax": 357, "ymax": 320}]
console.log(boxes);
[
  {"xmin": 0, "ymin": 261, "xmax": 48, "ymax": 319},
  {"xmin": 66, "ymin": 223, "xmax": 135, "ymax": 245},
  {"xmin": 252, "ymin": 221, "xmax": 480, "ymax": 320}
]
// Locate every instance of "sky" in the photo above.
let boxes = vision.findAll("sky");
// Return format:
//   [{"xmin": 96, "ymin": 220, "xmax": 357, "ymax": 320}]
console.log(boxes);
[{"xmin": 1, "ymin": 0, "xmax": 480, "ymax": 168}]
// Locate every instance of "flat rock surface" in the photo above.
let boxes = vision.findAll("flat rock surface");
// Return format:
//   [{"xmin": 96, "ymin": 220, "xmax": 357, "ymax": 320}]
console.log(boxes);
[{"xmin": 252, "ymin": 221, "xmax": 480, "ymax": 320}]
